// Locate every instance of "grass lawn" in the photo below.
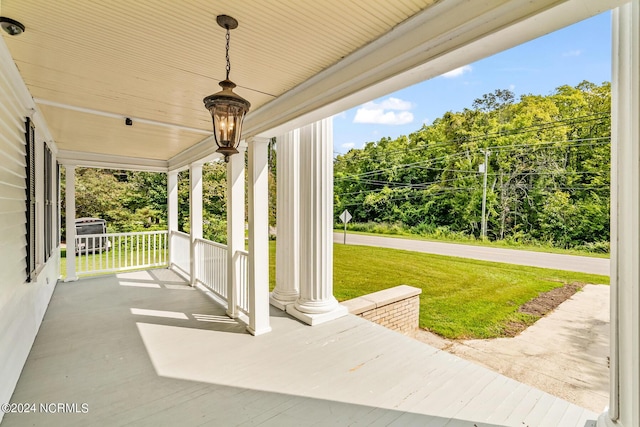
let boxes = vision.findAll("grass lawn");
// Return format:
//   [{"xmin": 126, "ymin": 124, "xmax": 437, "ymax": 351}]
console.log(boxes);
[
  {"xmin": 268, "ymin": 241, "xmax": 608, "ymax": 340},
  {"xmin": 63, "ymin": 242, "xmax": 608, "ymax": 340}
]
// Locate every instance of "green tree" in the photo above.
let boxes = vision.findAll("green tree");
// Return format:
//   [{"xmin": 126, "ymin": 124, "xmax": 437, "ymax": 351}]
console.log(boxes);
[{"xmin": 333, "ymin": 81, "xmax": 611, "ymax": 250}]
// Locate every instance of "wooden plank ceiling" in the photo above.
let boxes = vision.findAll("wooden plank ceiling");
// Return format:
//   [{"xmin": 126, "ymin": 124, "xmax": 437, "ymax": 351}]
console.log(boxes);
[{"xmin": 0, "ymin": 0, "xmax": 435, "ymax": 162}]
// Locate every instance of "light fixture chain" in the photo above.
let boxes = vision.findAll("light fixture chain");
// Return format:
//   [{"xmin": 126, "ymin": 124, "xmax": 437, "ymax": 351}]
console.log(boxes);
[{"xmin": 225, "ymin": 27, "xmax": 231, "ymax": 80}]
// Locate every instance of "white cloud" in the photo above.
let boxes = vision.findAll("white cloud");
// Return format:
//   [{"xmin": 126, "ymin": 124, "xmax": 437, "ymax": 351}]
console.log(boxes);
[
  {"xmin": 441, "ymin": 65, "xmax": 472, "ymax": 78},
  {"xmin": 563, "ymin": 49, "xmax": 583, "ymax": 57},
  {"xmin": 509, "ymin": 84, "xmax": 516, "ymax": 91},
  {"xmin": 378, "ymin": 97, "xmax": 412, "ymax": 111},
  {"xmin": 354, "ymin": 110, "xmax": 414, "ymax": 125},
  {"xmin": 353, "ymin": 97, "xmax": 414, "ymax": 125},
  {"xmin": 334, "ymin": 111, "xmax": 348, "ymax": 120},
  {"xmin": 341, "ymin": 142, "xmax": 355, "ymax": 149}
]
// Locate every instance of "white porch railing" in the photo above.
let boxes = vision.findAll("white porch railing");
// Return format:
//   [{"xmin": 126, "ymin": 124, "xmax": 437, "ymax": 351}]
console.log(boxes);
[
  {"xmin": 194, "ymin": 238, "xmax": 228, "ymax": 300},
  {"xmin": 72, "ymin": 228, "xmax": 252, "ymax": 321},
  {"xmin": 75, "ymin": 230, "xmax": 168, "ymax": 276},
  {"xmin": 169, "ymin": 230, "xmax": 191, "ymax": 277},
  {"xmin": 179, "ymin": 235, "xmax": 249, "ymax": 317},
  {"xmin": 236, "ymin": 250, "xmax": 249, "ymax": 315}
]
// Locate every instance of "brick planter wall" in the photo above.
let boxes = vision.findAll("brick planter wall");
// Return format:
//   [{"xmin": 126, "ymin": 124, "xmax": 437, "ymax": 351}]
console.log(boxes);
[{"xmin": 341, "ymin": 285, "xmax": 421, "ymax": 335}]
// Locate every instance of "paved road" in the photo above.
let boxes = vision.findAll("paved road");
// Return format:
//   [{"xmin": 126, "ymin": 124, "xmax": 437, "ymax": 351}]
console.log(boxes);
[{"xmin": 334, "ymin": 232, "xmax": 609, "ymax": 276}]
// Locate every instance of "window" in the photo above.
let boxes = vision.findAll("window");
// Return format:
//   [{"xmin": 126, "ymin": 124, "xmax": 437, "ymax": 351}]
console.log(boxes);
[{"xmin": 24, "ymin": 117, "xmax": 36, "ymax": 281}]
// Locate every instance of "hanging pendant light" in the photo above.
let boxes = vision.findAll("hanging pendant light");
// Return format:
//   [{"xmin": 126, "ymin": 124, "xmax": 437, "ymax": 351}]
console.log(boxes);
[{"xmin": 203, "ymin": 15, "xmax": 251, "ymax": 162}]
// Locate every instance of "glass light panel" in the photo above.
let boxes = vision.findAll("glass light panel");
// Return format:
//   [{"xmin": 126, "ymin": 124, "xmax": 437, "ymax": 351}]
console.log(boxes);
[{"xmin": 213, "ymin": 104, "xmax": 244, "ymax": 147}]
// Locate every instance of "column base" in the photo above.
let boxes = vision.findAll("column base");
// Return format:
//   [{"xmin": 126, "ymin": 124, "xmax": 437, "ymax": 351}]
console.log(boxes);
[
  {"xmin": 597, "ymin": 410, "xmax": 619, "ymax": 427},
  {"xmin": 246, "ymin": 325, "xmax": 272, "ymax": 336},
  {"xmin": 286, "ymin": 304, "xmax": 348, "ymax": 326},
  {"xmin": 64, "ymin": 276, "xmax": 78, "ymax": 282},
  {"xmin": 269, "ymin": 292, "xmax": 298, "ymax": 311}
]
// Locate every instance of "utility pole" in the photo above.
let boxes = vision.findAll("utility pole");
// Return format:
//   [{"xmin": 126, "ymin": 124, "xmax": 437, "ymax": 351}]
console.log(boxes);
[{"xmin": 480, "ymin": 149, "xmax": 489, "ymax": 240}]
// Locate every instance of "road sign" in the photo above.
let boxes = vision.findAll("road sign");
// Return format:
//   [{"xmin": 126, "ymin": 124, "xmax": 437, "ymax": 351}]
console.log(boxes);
[
  {"xmin": 339, "ymin": 210, "xmax": 352, "ymax": 244},
  {"xmin": 339, "ymin": 210, "xmax": 352, "ymax": 224}
]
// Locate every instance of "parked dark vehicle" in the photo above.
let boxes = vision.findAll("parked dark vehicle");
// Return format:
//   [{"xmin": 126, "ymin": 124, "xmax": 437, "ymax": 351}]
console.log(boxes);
[{"xmin": 75, "ymin": 218, "xmax": 110, "ymax": 255}]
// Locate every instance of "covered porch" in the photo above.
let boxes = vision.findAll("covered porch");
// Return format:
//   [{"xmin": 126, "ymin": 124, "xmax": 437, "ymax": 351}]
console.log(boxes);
[
  {"xmin": 2, "ymin": 269, "xmax": 597, "ymax": 426},
  {"xmin": 62, "ymin": 116, "xmax": 344, "ymax": 335},
  {"xmin": 1, "ymin": 0, "xmax": 639, "ymax": 426}
]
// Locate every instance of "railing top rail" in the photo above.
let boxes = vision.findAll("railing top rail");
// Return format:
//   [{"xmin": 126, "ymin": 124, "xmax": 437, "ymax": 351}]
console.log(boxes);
[
  {"xmin": 194, "ymin": 238, "xmax": 228, "ymax": 250},
  {"xmin": 237, "ymin": 249, "xmax": 249, "ymax": 256},
  {"xmin": 76, "ymin": 230, "xmax": 168, "ymax": 239},
  {"xmin": 170, "ymin": 230, "xmax": 190, "ymax": 238}
]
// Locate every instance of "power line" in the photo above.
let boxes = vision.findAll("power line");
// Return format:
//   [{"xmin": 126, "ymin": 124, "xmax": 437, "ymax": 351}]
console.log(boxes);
[
  {"xmin": 335, "ymin": 151, "xmax": 469, "ymax": 181},
  {"xmin": 337, "ymin": 185, "xmax": 610, "ymax": 208},
  {"xmin": 488, "ymin": 137, "xmax": 610, "ymax": 152},
  {"xmin": 335, "ymin": 177, "xmax": 464, "ymax": 197},
  {"xmin": 334, "ymin": 112, "xmax": 610, "ymax": 163},
  {"xmin": 336, "ymin": 137, "xmax": 610, "ymax": 182},
  {"xmin": 338, "ymin": 188, "xmax": 475, "ymax": 207}
]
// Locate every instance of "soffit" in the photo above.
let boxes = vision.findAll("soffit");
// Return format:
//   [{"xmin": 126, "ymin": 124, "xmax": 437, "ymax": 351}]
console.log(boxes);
[{"xmin": 0, "ymin": 0, "xmax": 435, "ymax": 162}]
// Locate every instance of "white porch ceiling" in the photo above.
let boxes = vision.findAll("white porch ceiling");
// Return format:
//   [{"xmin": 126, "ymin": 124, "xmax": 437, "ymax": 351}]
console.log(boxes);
[{"xmin": 0, "ymin": 0, "xmax": 625, "ymax": 169}]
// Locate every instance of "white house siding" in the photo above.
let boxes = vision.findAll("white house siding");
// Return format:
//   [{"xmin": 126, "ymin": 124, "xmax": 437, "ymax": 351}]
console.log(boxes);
[{"xmin": 0, "ymin": 38, "xmax": 59, "ymax": 420}]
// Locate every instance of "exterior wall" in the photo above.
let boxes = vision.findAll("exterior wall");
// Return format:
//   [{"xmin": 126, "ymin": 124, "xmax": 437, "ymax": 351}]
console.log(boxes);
[
  {"xmin": 0, "ymin": 38, "xmax": 60, "ymax": 421},
  {"xmin": 342, "ymin": 285, "xmax": 421, "ymax": 335}
]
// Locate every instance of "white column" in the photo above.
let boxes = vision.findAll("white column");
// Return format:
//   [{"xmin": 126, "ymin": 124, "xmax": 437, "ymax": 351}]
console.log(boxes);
[
  {"xmin": 64, "ymin": 165, "xmax": 77, "ymax": 281},
  {"xmin": 599, "ymin": 3, "xmax": 640, "ymax": 427},
  {"xmin": 189, "ymin": 163, "xmax": 203, "ymax": 286},
  {"xmin": 287, "ymin": 118, "xmax": 347, "ymax": 325},
  {"xmin": 270, "ymin": 129, "xmax": 300, "ymax": 310},
  {"xmin": 167, "ymin": 170, "xmax": 178, "ymax": 269},
  {"xmin": 226, "ymin": 147, "xmax": 245, "ymax": 318},
  {"xmin": 246, "ymin": 137, "xmax": 272, "ymax": 335}
]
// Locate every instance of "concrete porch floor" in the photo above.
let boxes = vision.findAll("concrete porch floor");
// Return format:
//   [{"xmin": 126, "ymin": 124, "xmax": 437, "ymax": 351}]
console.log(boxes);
[{"xmin": 3, "ymin": 269, "xmax": 598, "ymax": 427}]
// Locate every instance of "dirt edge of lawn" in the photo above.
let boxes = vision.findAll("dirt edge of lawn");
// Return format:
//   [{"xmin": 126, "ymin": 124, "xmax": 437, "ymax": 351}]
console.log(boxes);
[{"xmin": 501, "ymin": 282, "xmax": 583, "ymax": 337}]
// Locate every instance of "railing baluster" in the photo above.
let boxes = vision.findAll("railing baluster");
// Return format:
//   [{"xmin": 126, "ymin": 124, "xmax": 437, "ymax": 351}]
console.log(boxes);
[{"xmin": 97, "ymin": 236, "xmax": 102, "ymax": 271}]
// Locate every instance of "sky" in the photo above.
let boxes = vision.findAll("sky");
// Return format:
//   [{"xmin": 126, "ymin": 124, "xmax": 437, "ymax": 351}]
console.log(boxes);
[{"xmin": 333, "ymin": 11, "xmax": 612, "ymax": 155}]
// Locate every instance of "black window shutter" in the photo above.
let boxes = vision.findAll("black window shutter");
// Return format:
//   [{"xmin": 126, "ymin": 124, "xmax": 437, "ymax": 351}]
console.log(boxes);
[
  {"xmin": 56, "ymin": 161, "xmax": 60, "ymax": 249},
  {"xmin": 25, "ymin": 118, "xmax": 36, "ymax": 281},
  {"xmin": 44, "ymin": 144, "xmax": 52, "ymax": 262}
]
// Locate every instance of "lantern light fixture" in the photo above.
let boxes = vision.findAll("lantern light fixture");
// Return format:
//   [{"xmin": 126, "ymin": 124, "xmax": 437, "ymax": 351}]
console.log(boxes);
[{"xmin": 203, "ymin": 15, "xmax": 251, "ymax": 162}]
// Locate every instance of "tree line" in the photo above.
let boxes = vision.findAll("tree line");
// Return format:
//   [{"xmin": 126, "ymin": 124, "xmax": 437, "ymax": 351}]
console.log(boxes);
[
  {"xmin": 333, "ymin": 81, "xmax": 611, "ymax": 251},
  {"xmin": 63, "ymin": 82, "xmax": 610, "ymax": 252}
]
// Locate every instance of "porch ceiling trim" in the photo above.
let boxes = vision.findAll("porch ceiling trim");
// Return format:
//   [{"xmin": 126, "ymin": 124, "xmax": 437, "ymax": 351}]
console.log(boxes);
[
  {"xmin": 240, "ymin": 0, "xmax": 626, "ymax": 139},
  {"xmin": 168, "ymin": 135, "xmax": 223, "ymax": 171},
  {"xmin": 34, "ymin": 99, "xmax": 211, "ymax": 136},
  {"xmin": 57, "ymin": 150, "xmax": 169, "ymax": 173}
]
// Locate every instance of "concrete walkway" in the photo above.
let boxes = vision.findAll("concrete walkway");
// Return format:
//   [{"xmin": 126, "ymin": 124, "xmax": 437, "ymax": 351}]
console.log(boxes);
[
  {"xmin": 415, "ymin": 284, "xmax": 610, "ymax": 413},
  {"xmin": 334, "ymin": 232, "xmax": 610, "ymax": 276}
]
